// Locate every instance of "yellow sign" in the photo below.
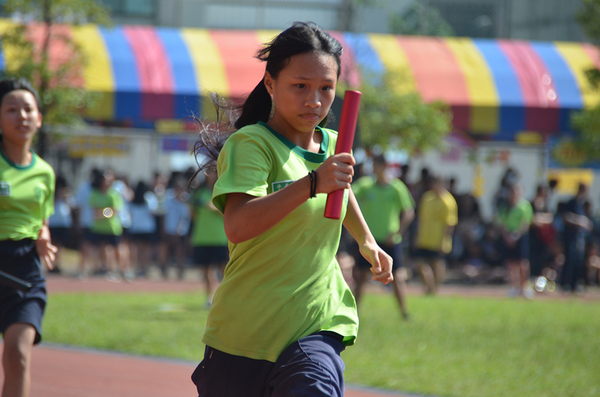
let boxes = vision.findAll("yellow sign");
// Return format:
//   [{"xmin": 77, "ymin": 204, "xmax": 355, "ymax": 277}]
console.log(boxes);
[
  {"xmin": 156, "ymin": 119, "xmax": 185, "ymax": 133},
  {"xmin": 547, "ymin": 169, "xmax": 594, "ymax": 195},
  {"xmin": 68, "ymin": 136, "xmax": 130, "ymax": 158}
]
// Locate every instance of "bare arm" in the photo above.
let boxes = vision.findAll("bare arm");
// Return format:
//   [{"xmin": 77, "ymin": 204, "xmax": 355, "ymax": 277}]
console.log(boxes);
[
  {"xmin": 224, "ymin": 153, "xmax": 355, "ymax": 244},
  {"xmin": 399, "ymin": 208, "xmax": 415, "ymax": 237},
  {"xmin": 343, "ymin": 189, "xmax": 393, "ymax": 285}
]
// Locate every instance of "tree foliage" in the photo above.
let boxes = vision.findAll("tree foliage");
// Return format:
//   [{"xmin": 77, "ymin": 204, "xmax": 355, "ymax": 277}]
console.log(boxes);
[
  {"xmin": 572, "ymin": 0, "xmax": 600, "ymax": 161},
  {"xmin": 1, "ymin": 0, "xmax": 110, "ymax": 154},
  {"xmin": 390, "ymin": 2, "xmax": 455, "ymax": 36},
  {"xmin": 345, "ymin": 71, "xmax": 452, "ymax": 153}
]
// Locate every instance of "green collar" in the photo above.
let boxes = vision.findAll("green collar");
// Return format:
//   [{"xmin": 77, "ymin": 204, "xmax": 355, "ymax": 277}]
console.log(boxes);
[
  {"xmin": 258, "ymin": 121, "xmax": 329, "ymax": 164},
  {"xmin": 0, "ymin": 147, "xmax": 37, "ymax": 170}
]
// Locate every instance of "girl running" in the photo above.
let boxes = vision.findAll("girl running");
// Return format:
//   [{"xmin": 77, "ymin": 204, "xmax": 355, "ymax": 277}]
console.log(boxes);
[
  {"xmin": 191, "ymin": 22, "xmax": 393, "ymax": 397},
  {"xmin": 0, "ymin": 78, "xmax": 56, "ymax": 397}
]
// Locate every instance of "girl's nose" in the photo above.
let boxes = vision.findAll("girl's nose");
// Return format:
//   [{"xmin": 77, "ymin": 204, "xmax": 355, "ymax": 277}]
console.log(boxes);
[{"xmin": 305, "ymin": 91, "xmax": 321, "ymax": 108}]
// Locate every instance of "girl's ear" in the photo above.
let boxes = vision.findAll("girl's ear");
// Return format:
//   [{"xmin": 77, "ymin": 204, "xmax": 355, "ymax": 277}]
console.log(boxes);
[
  {"xmin": 36, "ymin": 113, "xmax": 43, "ymax": 129},
  {"xmin": 263, "ymin": 72, "xmax": 274, "ymax": 95}
]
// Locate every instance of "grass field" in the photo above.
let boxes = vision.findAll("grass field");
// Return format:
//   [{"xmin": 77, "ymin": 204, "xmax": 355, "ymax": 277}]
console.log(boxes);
[{"xmin": 43, "ymin": 291, "xmax": 600, "ymax": 397}]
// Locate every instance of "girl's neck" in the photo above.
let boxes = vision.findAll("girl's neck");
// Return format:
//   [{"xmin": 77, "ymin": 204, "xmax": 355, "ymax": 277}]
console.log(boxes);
[
  {"xmin": 267, "ymin": 118, "xmax": 322, "ymax": 153},
  {"xmin": 0, "ymin": 140, "xmax": 33, "ymax": 166}
]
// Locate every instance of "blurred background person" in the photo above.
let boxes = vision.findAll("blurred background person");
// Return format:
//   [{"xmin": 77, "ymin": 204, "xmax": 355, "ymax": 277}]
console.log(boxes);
[
  {"xmin": 560, "ymin": 183, "xmax": 593, "ymax": 294},
  {"xmin": 47, "ymin": 175, "xmax": 74, "ymax": 274},
  {"xmin": 190, "ymin": 169, "xmax": 228, "ymax": 307},
  {"xmin": 159, "ymin": 175, "xmax": 191, "ymax": 280},
  {"xmin": 414, "ymin": 175, "xmax": 458, "ymax": 295},
  {"xmin": 127, "ymin": 180, "xmax": 158, "ymax": 278},
  {"xmin": 496, "ymin": 184, "xmax": 533, "ymax": 298},
  {"xmin": 74, "ymin": 168, "xmax": 101, "ymax": 278},
  {"xmin": 88, "ymin": 169, "xmax": 133, "ymax": 282},
  {"xmin": 352, "ymin": 154, "xmax": 414, "ymax": 320}
]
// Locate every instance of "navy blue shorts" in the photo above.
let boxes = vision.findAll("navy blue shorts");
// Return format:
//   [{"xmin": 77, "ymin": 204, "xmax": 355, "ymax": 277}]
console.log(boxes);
[
  {"xmin": 193, "ymin": 246, "xmax": 229, "ymax": 267},
  {"xmin": 0, "ymin": 239, "xmax": 47, "ymax": 345},
  {"xmin": 415, "ymin": 248, "xmax": 444, "ymax": 260},
  {"xmin": 128, "ymin": 232, "xmax": 158, "ymax": 243},
  {"xmin": 49, "ymin": 226, "xmax": 71, "ymax": 247},
  {"xmin": 501, "ymin": 233, "xmax": 529, "ymax": 261},
  {"xmin": 192, "ymin": 332, "xmax": 346, "ymax": 397},
  {"xmin": 356, "ymin": 242, "xmax": 403, "ymax": 272},
  {"xmin": 88, "ymin": 232, "xmax": 121, "ymax": 247}
]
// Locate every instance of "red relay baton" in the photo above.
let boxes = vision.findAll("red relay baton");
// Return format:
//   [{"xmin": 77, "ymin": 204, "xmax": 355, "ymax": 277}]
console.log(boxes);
[{"xmin": 324, "ymin": 90, "xmax": 362, "ymax": 219}]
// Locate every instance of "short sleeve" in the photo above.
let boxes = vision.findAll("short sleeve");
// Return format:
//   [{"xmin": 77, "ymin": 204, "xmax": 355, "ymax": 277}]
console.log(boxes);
[
  {"xmin": 396, "ymin": 180, "xmax": 414, "ymax": 211},
  {"xmin": 446, "ymin": 195, "xmax": 458, "ymax": 226},
  {"xmin": 212, "ymin": 130, "xmax": 272, "ymax": 214},
  {"xmin": 351, "ymin": 176, "xmax": 370, "ymax": 199},
  {"xmin": 43, "ymin": 170, "xmax": 55, "ymax": 220}
]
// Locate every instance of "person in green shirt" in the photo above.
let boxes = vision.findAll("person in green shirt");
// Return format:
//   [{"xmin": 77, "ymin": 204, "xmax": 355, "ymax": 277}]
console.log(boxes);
[
  {"xmin": 190, "ymin": 22, "xmax": 393, "ymax": 397},
  {"xmin": 190, "ymin": 168, "xmax": 228, "ymax": 306},
  {"xmin": 0, "ymin": 78, "xmax": 56, "ymax": 397},
  {"xmin": 88, "ymin": 169, "xmax": 132, "ymax": 281},
  {"xmin": 496, "ymin": 183, "xmax": 534, "ymax": 298},
  {"xmin": 352, "ymin": 154, "xmax": 414, "ymax": 319}
]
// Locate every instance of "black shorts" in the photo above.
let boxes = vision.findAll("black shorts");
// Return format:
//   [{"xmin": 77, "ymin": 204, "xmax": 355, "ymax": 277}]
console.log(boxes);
[
  {"xmin": 193, "ymin": 246, "xmax": 229, "ymax": 267},
  {"xmin": 355, "ymin": 242, "xmax": 403, "ymax": 272},
  {"xmin": 415, "ymin": 248, "xmax": 444, "ymax": 260},
  {"xmin": 501, "ymin": 233, "xmax": 529, "ymax": 261},
  {"xmin": 49, "ymin": 226, "xmax": 71, "ymax": 247},
  {"xmin": 128, "ymin": 232, "xmax": 157, "ymax": 243},
  {"xmin": 0, "ymin": 239, "xmax": 47, "ymax": 345},
  {"xmin": 88, "ymin": 232, "xmax": 121, "ymax": 247}
]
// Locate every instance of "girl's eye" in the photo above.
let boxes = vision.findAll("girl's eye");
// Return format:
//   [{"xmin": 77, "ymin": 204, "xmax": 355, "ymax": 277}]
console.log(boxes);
[
  {"xmin": 322, "ymin": 86, "xmax": 333, "ymax": 91},
  {"xmin": 296, "ymin": 84, "xmax": 306, "ymax": 89}
]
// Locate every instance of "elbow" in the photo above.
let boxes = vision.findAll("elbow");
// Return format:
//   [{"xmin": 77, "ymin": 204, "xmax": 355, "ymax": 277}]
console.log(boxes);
[{"xmin": 224, "ymin": 220, "xmax": 248, "ymax": 244}]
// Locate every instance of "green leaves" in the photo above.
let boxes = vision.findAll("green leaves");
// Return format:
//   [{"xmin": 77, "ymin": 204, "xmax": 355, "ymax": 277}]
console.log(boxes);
[
  {"xmin": 344, "ymin": 70, "xmax": 452, "ymax": 153},
  {"xmin": 1, "ymin": 0, "xmax": 111, "ymax": 154}
]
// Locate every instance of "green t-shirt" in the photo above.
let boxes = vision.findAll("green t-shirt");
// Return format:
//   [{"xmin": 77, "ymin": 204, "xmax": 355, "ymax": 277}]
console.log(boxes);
[
  {"xmin": 0, "ymin": 149, "xmax": 55, "ymax": 240},
  {"xmin": 89, "ymin": 187, "xmax": 124, "ymax": 235},
  {"xmin": 353, "ymin": 176, "xmax": 414, "ymax": 244},
  {"xmin": 206, "ymin": 121, "xmax": 358, "ymax": 362},
  {"xmin": 496, "ymin": 198, "xmax": 533, "ymax": 232},
  {"xmin": 190, "ymin": 187, "xmax": 227, "ymax": 247}
]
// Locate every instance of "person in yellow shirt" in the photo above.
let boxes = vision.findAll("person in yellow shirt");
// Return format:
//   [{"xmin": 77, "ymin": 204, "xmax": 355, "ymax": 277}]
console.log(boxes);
[{"xmin": 414, "ymin": 175, "xmax": 458, "ymax": 295}]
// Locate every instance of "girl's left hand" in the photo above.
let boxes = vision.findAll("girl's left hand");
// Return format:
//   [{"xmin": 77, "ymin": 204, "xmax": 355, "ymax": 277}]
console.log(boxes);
[
  {"xmin": 359, "ymin": 241, "xmax": 394, "ymax": 285},
  {"xmin": 36, "ymin": 225, "xmax": 58, "ymax": 270}
]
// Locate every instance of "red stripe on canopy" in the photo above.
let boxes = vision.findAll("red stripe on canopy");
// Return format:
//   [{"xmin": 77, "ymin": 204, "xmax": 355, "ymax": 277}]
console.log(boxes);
[
  {"xmin": 25, "ymin": 23, "xmax": 83, "ymax": 88},
  {"xmin": 210, "ymin": 30, "xmax": 264, "ymax": 99},
  {"xmin": 328, "ymin": 32, "xmax": 361, "ymax": 87},
  {"xmin": 499, "ymin": 41, "xmax": 559, "ymax": 132},
  {"xmin": 397, "ymin": 36, "xmax": 471, "ymax": 131},
  {"xmin": 123, "ymin": 26, "xmax": 175, "ymax": 120}
]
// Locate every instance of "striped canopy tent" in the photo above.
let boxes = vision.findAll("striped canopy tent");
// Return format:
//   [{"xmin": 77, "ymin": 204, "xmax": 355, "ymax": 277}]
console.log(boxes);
[{"xmin": 1, "ymin": 19, "xmax": 599, "ymax": 141}]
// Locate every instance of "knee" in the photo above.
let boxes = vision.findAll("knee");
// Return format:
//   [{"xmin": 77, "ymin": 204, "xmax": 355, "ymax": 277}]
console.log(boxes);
[{"xmin": 3, "ymin": 342, "xmax": 31, "ymax": 375}]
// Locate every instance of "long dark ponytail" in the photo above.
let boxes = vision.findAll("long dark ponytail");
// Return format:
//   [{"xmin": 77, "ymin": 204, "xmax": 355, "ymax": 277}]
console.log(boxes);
[{"xmin": 192, "ymin": 22, "xmax": 343, "ymax": 173}]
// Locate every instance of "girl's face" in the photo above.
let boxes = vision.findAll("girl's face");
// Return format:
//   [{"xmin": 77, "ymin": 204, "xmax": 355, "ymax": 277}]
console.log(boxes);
[
  {"xmin": 264, "ymin": 51, "xmax": 337, "ymax": 137},
  {"xmin": 0, "ymin": 89, "xmax": 42, "ymax": 147}
]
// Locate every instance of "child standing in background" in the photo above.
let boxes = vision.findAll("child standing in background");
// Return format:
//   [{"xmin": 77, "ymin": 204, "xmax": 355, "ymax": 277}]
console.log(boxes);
[{"xmin": 190, "ymin": 168, "xmax": 228, "ymax": 307}]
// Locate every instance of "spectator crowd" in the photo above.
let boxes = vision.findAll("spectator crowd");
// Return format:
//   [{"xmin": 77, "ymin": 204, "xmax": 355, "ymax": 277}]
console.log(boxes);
[{"xmin": 47, "ymin": 159, "xmax": 600, "ymax": 304}]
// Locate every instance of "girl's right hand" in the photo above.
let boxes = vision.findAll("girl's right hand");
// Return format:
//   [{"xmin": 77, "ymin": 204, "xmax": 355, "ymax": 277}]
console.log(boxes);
[{"xmin": 315, "ymin": 153, "xmax": 356, "ymax": 195}]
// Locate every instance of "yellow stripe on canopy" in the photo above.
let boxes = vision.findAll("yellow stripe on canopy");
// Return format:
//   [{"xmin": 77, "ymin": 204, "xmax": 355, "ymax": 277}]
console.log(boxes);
[
  {"xmin": 368, "ymin": 33, "xmax": 415, "ymax": 94},
  {"xmin": 181, "ymin": 28, "xmax": 229, "ymax": 96},
  {"xmin": 446, "ymin": 38, "xmax": 499, "ymax": 133},
  {"xmin": 555, "ymin": 42, "xmax": 600, "ymax": 108},
  {"xmin": 71, "ymin": 24, "xmax": 114, "ymax": 120},
  {"xmin": 0, "ymin": 20, "xmax": 29, "ymax": 72}
]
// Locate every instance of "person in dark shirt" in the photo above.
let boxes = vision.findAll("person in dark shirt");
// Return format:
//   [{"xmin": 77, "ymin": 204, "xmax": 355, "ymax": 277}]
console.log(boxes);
[{"xmin": 560, "ymin": 183, "xmax": 593, "ymax": 293}]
